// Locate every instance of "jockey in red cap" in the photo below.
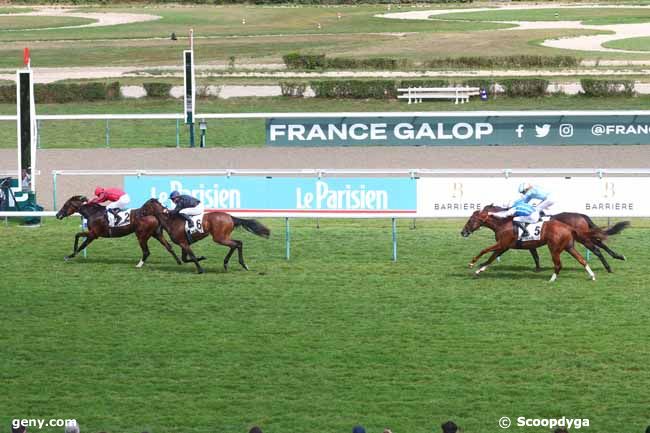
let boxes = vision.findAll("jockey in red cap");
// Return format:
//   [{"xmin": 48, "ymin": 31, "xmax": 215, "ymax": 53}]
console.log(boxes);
[{"xmin": 88, "ymin": 187, "xmax": 131, "ymax": 225}]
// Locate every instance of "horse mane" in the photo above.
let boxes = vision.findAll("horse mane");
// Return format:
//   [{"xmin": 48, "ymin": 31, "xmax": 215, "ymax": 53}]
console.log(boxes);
[{"xmin": 482, "ymin": 203, "xmax": 506, "ymax": 212}]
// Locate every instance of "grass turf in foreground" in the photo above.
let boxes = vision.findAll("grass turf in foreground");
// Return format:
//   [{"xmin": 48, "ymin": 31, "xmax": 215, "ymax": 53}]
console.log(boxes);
[
  {"xmin": 0, "ymin": 218, "xmax": 648, "ymax": 433},
  {"xmin": 2, "ymin": 95, "xmax": 650, "ymax": 149}
]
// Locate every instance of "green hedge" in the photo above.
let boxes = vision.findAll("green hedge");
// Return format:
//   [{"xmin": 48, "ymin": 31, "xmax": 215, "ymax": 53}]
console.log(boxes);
[
  {"xmin": 500, "ymin": 79, "xmax": 549, "ymax": 97},
  {"xmin": 143, "ymin": 82, "xmax": 173, "ymax": 98},
  {"xmin": 11, "ymin": 0, "xmax": 473, "ymax": 4},
  {"xmin": 284, "ymin": 53, "xmax": 405, "ymax": 70},
  {"xmin": 45, "ymin": 82, "xmax": 118, "ymax": 103},
  {"xmin": 283, "ymin": 53, "xmax": 326, "ymax": 70},
  {"xmin": 398, "ymin": 79, "xmax": 449, "ymax": 88},
  {"xmin": 310, "ymin": 80, "xmax": 397, "ymax": 99},
  {"xmin": 0, "ymin": 84, "xmax": 16, "ymax": 103},
  {"xmin": 33, "ymin": 82, "xmax": 121, "ymax": 103},
  {"xmin": 425, "ymin": 55, "xmax": 579, "ymax": 69},
  {"xmin": 580, "ymin": 79, "xmax": 634, "ymax": 97},
  {"xmin": 0, "ymin": 82, "xmax": 155, "ymax": 103}
]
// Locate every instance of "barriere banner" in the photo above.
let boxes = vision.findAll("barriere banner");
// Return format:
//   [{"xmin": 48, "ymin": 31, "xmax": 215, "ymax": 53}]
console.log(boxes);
[
  {"xmin": 266, "ymin": 115, "xmax": 650, "ymax": 146},
  {"xmin": 417, "ymin": 177, "xmax": 649, "ymax": 217},
  {"xmin": 124, "ymin": 176, "xmax": 417, "ymax": 215},
  {"xmin": 124, "ymin": 175, "xmax": 647, "ymax": 218}
]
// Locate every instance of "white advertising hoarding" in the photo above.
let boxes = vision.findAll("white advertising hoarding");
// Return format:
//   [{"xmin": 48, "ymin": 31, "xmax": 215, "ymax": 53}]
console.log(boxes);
[{"xmin": 417, "ymin": 177, "xmax": 648, "ymax": 218}]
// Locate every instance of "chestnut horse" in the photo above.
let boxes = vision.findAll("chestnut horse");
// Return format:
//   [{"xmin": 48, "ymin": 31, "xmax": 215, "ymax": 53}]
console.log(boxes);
[
  {"xmin": 461, "ymin": 206, "xmax": 596, "ymax": 281},
  {"xmin": 140, "ymin": 198, "xmax": 270, "ymax": 274},
  {"xmin": 486, "ymin": 206, "xmax": 629, "ymax": 273},
  {"xmin": 56, "ymin": 195, "xmax": 181, "ymax": 267}
]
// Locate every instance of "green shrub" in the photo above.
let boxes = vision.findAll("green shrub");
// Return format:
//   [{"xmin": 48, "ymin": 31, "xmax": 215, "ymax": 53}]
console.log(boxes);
[
  {"xmin": 143, "ymin": 82, "xmax": 173, "ymax": 98},
  {"xmin": 0, "ymin": 84, "xmax": 16, "ymax": 103},
  {"xmin": 499, "ymin": 78, "xmax": 549, "ymax": 97},
  {"xmin": 285, "ymin": 54, "xmax": 405, "ymax": 70},
  {"xmin": 280, "ymin": 81, "xmax": 307, "ymax": 97},
  {"xmin": 310, "ymin": 80, "xmax": 396, "ymax": 99},
  {"xmin": 29, "ymin": 82, "xmax": 119, "ymax": 103},
  {"xmin": 425, "ymin": 55, "xmax": 579, "ymax": 69},
  {"xmin": 398, "ymin": 79, "xmax": 449, "ymax": 88},
  {"xmin": 283, "ymin": 53, "xmax": 326, "ymax": 70},
  {"xmin": 580, "ymin": 79, "xmax": 634, "ymax": 97}
]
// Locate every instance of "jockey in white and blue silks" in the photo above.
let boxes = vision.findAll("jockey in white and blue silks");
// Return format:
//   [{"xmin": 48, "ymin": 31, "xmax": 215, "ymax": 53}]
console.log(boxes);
[
  {"xmin": 518, "ymin": 182, "xmax": 554, "ymax": 215},
  {"xmin": 489, "ymin": 199, "xmax": 540, "ymax": 237}
]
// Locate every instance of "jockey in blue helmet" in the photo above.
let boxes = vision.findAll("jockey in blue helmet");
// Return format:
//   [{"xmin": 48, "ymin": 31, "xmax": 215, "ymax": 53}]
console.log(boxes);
[{"xmin": 518, "ymin": 182, "xmax": 554, "ymax": 216}]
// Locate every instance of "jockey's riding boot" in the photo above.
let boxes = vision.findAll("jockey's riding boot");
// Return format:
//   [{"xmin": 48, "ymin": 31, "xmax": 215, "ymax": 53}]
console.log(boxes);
[
  {"xmin": 514, "ymin": 221, "xmax": 529, "ymax": 237},
  {"xmin": 181, "ymin": 213, "xmax": 194, "ymax": 228}
]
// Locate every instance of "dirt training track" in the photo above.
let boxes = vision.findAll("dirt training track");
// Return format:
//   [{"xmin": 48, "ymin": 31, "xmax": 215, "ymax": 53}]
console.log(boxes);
[{"xmin": 1, "ymin": 146, "xmax": 649, "ymax": 210}]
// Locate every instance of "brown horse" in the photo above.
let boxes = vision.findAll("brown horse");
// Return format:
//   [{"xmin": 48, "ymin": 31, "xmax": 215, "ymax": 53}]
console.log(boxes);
[
  {"xmin": 486, "ymin": 206, "xmax": 629, "ymax": 273},
  {"xmin": 140, "ymin": 198, "xmax": 270, "ymax": 274},
  {"xmin": 461, "ymin": 206, "xmax": 596, "ymax": 281},
  {"xmin": 56, "ymin": 195, "xmax": 181, "ymax": 267}
]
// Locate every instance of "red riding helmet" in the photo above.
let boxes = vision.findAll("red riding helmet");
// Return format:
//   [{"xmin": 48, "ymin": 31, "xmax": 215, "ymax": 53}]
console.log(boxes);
[{"xmin": 94, "ymin": 187, "xmax": 105, "ymax": 196}]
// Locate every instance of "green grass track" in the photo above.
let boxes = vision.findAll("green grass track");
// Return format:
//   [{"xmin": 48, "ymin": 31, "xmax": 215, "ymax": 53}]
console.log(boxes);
[{"xmin": 1, "ymin": 218, "xmax": 648, "ymax": 433}]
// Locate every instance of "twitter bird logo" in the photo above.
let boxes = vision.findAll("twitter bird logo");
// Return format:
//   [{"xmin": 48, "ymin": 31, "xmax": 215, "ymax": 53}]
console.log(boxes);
[{"xmin": 535, "ymin": 124, "xmax": 551, "ymax": 138}]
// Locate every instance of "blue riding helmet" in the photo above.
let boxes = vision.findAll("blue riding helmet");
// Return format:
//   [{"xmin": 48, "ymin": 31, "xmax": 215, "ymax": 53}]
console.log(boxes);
[{"xmin": 170, "ymin": 191, "xmax": 180, "ymax": 200}]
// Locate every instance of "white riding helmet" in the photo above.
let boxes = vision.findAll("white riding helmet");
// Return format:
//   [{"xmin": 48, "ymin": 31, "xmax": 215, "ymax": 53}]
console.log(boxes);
[{"xmin": 518, "ymin": 182, "xmax": 532, "ymax": 194}]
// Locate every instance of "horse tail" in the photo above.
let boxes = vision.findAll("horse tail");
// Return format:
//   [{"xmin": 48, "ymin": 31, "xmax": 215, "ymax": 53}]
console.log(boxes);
[
  {"xmin": 588, "ymin": 221, "xmax": 629, "ymax": 241},
  {"xmin": 232, "ymin": 217, "xmax": 271, "ymax": 239},
  {"xmin": 605, "ymin": 221, "xmax": 630, "ymax": 237}
]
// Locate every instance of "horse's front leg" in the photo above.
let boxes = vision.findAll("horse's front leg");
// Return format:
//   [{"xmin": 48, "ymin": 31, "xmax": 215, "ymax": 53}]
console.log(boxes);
[
  {"xmin": 65, "ymin": 235, "xmax": 96, "ymax": 261},
  {"xmin": 475, "ymin": 250, "xmax": 506, "ymax": 275},
  {"xmin": 469, "ymin": 243, "xmax": 501, "ymax": 268},
  {"xmin": 65, "ymin": 231, "xmax": 89, "ymax": 261}
]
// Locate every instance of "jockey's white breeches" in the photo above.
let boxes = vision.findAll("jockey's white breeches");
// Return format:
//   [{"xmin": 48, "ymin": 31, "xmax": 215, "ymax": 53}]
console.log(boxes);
[
  {"xmin": 106, "ymin": 194, "xmax": 130, "ymax": 210},
  {"xmin": 514, "ymin": 211, "xmax": 540, "ymax": 224},
  {"xmin": 535, "ymin": 197, "xmax": 554, "ymax": 212},
  {"xmin": 179, "ymin": 202, "xmax": 204, "ymax": 216}
]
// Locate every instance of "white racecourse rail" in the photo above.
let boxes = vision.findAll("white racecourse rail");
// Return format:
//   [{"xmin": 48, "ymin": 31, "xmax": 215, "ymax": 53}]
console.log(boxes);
[
  {"xmin": 42, "ymin": 167, "xmax": 650, "ymax": 218},
  {"xmin": 3, "ymin": 168, "xmax": 648, "ymax": 262}
]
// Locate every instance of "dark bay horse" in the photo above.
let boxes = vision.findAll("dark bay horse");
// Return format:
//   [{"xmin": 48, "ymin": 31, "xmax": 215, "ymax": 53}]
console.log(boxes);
[
  {"xmin": 482, "ymin": 205, "xmax": 629, "ymax": 273},
  {"xmin": 56, "ymin": 195, "xmax": 181, "ymax": 267},
  {"xmin": 461, "ymin": 206, "xmax": 596, "ymax": 281},
  {"xmin": 140, "ymin": 198, "xmax": 270, "ymax": 274}
]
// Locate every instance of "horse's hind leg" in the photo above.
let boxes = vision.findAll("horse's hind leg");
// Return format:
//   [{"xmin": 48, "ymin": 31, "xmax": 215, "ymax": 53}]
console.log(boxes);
[
  {"xmin": 566, "ymin": 246, "xmax": 596, "ymax": 281},
  {"xmin": 582, "ymin": 239, "xmax": 612, "ymax": 273},
  {"xmin": 136, "ymin": 237, "xmax": 151, "ymax": 268},
  {"xmin": 596, "ymin": 240, "xmax": 626, "ymax": 261},
  {"xmin": 216, "ymin": 238, "xmax": 240, "ymax": 271},
  {"xmin": 529, "ymin": 248, "xmax": 542, "ymax": 272},
  {"xmin": 235, "ymin": 240, "xmax": 248, "ymax": 270}
]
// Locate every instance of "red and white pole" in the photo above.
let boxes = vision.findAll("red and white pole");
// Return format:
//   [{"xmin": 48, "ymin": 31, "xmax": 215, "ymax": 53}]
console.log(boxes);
[{"xmin": 23, "ymin": 47, "xmax": 30, "ymax": 69}]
